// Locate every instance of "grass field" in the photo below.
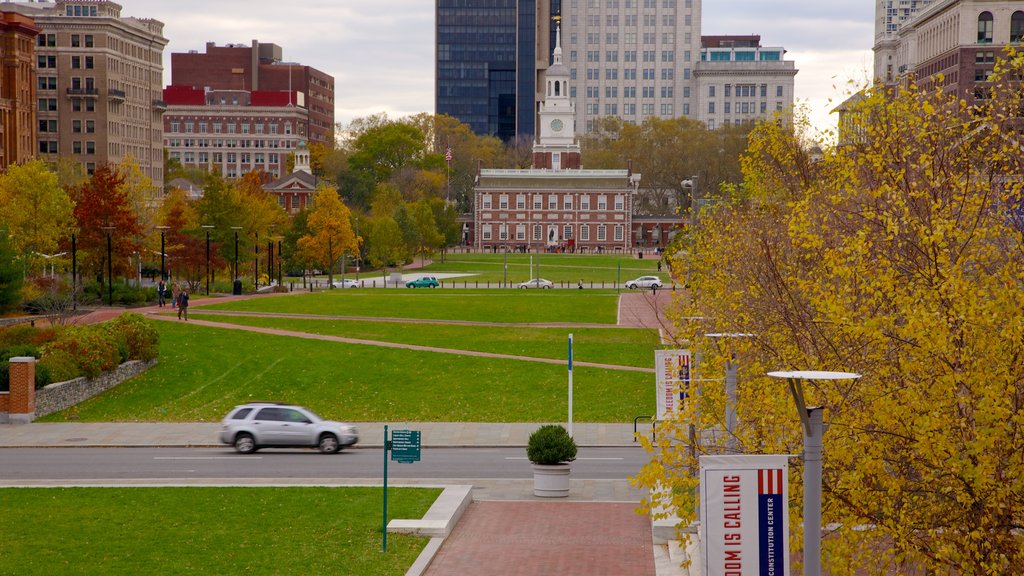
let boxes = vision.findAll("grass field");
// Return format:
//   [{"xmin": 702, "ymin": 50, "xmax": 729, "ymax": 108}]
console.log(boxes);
[
  {"xmin": 40, "ymin": 321, "xmax": 654, "ymax": 422},
  {"xmin": 199, "ymin": 289, "xmax": 622, "ymax": 324},
  {"xmin": 0, "ymin": 486, "xmax": 439, "ymax": 576}
]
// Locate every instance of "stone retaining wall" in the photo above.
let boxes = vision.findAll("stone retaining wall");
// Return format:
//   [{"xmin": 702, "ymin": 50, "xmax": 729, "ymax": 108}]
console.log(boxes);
[{"xmin": 34, "ymin": 359, "xmax": 157, "ymax": 418}]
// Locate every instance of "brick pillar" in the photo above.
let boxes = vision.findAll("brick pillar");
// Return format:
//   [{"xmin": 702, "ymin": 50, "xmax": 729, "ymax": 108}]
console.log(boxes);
[{"xmin": 7, "ymin": 357, "xmax": 36, "ymax": 424}]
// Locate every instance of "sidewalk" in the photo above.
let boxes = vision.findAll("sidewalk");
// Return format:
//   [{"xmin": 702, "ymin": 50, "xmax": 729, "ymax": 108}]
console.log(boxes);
[{"xmin": 0, "ymin": 421, "xmax": 654, "ymax": 448}]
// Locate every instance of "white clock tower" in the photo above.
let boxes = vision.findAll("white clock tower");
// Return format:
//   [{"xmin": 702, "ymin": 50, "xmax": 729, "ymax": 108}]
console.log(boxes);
[{"xmin": 534, "ymin": 25, "xmax": 581, "ymax": 170}]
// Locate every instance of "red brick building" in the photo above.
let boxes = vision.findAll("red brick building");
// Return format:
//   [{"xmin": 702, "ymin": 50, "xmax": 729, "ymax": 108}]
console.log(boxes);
[
  {"xmin": 169, "ymin": 40, "xmax": 334, "ymax": 146},
  {"xmin": 0, "ymin": 11, "xmax": 39, "ymax": 171}
]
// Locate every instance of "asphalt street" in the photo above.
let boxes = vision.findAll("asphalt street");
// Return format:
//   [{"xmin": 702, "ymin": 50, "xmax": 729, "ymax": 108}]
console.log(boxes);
[{"xmin": 0, "ymin": 446, "xmax": 649, "ymax": 482}]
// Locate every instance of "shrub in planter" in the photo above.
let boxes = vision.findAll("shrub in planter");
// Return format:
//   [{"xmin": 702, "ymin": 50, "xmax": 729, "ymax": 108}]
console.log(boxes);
[
  {"xmin": 38, "ymin": 349, "xmax": 82, "ymax": 384},
  {"xmin": 527, "ymin": 424, "xmax": 578, "ymax": 465},
  {"xmin": 105, "ymin": 312, "xmax": 159, "ymax": 361},
  {"xmin": 43, "ymin": 326, "xmax": 119, "ymax": 378}
]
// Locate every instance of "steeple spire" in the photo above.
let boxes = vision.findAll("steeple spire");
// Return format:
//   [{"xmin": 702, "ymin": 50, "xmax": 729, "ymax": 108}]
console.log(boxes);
[{"xmin": 553, "ymin": 24, "xmax": 563, "ymax": 65}]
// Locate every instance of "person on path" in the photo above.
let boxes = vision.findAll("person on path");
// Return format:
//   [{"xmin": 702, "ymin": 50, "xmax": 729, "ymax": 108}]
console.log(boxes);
[
  {"xmin": 171, "ymin": 282, "xmax": 180, "ymax": 310},
  {"xmin": 157, "ymin": 279, "xmax": 166, "ymax": 307},
  {"xmin": 177, "ymin": 289, "xmax": 189, "ymax": 320},
  {"xmin": 578, "ymin": 278, "xmax": 584, "ymax": 290},
  {"xmin": 651, "ymin": 282, "xmax": 658, "ymax": 295}
]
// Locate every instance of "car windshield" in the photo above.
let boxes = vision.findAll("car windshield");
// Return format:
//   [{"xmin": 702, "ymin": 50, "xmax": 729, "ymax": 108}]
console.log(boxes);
[{"xmin": 303, "ymin": 408, "xmax": 323, "ymax": 421}]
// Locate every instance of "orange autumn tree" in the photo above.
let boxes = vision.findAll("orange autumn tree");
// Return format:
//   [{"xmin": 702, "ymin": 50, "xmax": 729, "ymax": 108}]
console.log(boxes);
[
  {"xmin": 71, "ymin": 164, "xmax": 142, "ymax": 284},
  {"xmin": 637, "ymin": 58, "xmax": 1024, "ymax": 574},
  {"xmin": 296, "ymin": 185, "xmax": 359, "ymax": 285}
]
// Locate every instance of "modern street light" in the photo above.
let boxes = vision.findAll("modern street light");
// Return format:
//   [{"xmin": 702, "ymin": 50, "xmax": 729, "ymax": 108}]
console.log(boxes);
[
  {"xmin": 101, "ymin": 225, "xmax": 115, "ymax": 306},
  {"xmin": 705, "ymin": 333, "xmax": 755, "ymax": 452},
  {"xmin": 231, "ymin": 226, "xmax": 242, "ymax": 282},
  {"xmin": 201, "ymin": 225, "xmax": 214, "ymax": 295},
  {"xmin": 156, "ymin": 225, "xmax": 170, "ymax": 282},
  {"xmin": 766, "ymin": 370, "xmax": 861, "ymax": 576}
]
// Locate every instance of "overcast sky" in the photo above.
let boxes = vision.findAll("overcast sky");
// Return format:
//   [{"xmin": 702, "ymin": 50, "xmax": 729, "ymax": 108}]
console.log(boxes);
[{"xmin": 124, "ymin": 0, "xmax": 875, "ymax": 135}]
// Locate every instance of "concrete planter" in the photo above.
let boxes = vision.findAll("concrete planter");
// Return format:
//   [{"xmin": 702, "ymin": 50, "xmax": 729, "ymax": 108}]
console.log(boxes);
[{"xmin": 532, "ymin": 463, "xmax": 571, "ymax": 498}]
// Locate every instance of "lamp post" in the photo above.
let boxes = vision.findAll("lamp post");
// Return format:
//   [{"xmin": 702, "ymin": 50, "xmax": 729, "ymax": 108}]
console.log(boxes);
[
  {"xmin": 155, "ymin": 225, "xmax": 169, "ymax": 281},
  {"xmin": 277, "ymin": 238, "xmax": 283, "ymax": 286},
  {"xmin": 254, "ymin": 231, "xmax": 259, "ymax": 288},
  {"xmin": 70, "ymin": 229, "xmax": 78, "ymax": 310},
  {"xmin": 705, "ymin": 333, "xmax": 755, "ymax": 452},
  {"xmin": 201, "ymin": 225, "xmax": 214, "ymax": 295},
  {"xmin": 354, "ymin": 216, "xmax": 359, "ymax": 281},
  {"xmin": 101, "ymin": 225, "xmax": 115, "ymax": 306},
  {"xmin": 766, "ymin": 370, "xmax": 861, "ymax": 576},
  {"xmin": 231, "ymin": 226, "xmax": 242, "ymax": 282}
]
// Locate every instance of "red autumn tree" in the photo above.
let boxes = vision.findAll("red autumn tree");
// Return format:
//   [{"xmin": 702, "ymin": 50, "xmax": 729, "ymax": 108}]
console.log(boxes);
[{"xmin": 71, "ymin": 164, "xmax": 142, "ymax": 283}]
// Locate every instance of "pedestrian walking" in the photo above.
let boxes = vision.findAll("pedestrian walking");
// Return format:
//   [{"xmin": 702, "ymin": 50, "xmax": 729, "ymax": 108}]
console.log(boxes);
[
  {"xmin": 177, "ymin": 289, "xmax": 189, "ymax": 321},
  {"xmin": 171, "ymin": 282, "xmax": 180, "ymax": 310},
  {"xmin": 657, "ymin": 260, "xmax": 662, "ymax": 272},
  {"xmin": 578, "ymin": 278, "xmax": 584, "ymax": 290},
  {"xmin": 651, "ymin": 282, "xmax": 658, "ymax": 295},
  {"xmin": 157, "ymin": 278, "xmax": 166, "ymax": 307}
]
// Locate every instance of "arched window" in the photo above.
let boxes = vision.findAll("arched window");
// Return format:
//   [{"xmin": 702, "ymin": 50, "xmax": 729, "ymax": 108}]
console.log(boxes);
[
  {"xmin": 555, "ymin": 81, "xmax": 560, "ymax": 96},
  {"xmin": 1011, "ymin": 11, "xmax": 1024, "ymax": 43},
  {"xmin": 978, "ymin": 11, "xmax": 994, "ymax": 43}
]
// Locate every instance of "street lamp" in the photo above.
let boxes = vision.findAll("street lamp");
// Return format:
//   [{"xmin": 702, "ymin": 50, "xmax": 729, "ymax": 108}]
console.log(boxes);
[
  {"xmin": 101, "ymin": 225, "xmax": 115, "ymax": 306},
  {"xmin": 354, "ymin": 216, "xmax": 360, "ymax": 281},
  {"xmin": 201, "ymin": 225, "xmax": 214, "ymax": 295},
  {"xmin": 254, "ymin": 231, "xmax": 259, "ymax": 288},
  {"xmin": 70, "ymin": 228, "xmax": 78, "ymax": 310},
  {"xmin": 231, "ymin": 226, "xmax": 242, "ymax": 282},
  {"xmin": 705, "ymin": 332, "xmax": 755, "ymax": 452},
  {"xmin": 156, "ymin": 225, "xmax": 169, "ymax": 282},
  {"xmin": 766, "ymin": 370, "xmax": 861, "ymax": 576}
]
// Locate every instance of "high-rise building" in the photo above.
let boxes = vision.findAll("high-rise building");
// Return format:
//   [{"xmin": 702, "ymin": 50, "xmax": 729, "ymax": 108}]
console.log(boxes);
[
  {"xmin": 169, "ymin": 40, "xmax": 334, "ymax": 146},
  {"xmin": 4, "ymin": 0, "xmax": 168, "ymax": 188},
  {"xmin": 874, "ymin": 0, "xmax": 935, "ymax": 83},
  {"xmin": 873, "ymin": 0, "xmax": 1023, "ymax": 103},
  {"xmin": 561, "ymin": 0, "xmax": 702, "ymax": 133},
  {"xmin": 436, "ymin": 0, "xmax": 557, "ymax": 142},
  {"xmin": 694, "ymin": 36, "xmax": 796, "ymax": 130},
  {"xmin": 0, "ymin": 10, "xmax": 39, "ymax": 171}
]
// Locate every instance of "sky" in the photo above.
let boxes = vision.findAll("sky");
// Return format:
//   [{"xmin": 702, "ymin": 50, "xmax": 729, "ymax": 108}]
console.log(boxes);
[{"xmin": 122, "ymin": 0, "xmax": 876, "ymax": 136}]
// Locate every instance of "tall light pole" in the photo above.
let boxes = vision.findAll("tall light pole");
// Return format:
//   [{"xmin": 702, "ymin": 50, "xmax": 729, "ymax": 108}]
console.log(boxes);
[
  {"xmin": 766, "ymin": 370, "xmax": 861, "ymax": 576},
  {"xmin": 277, "ymin": 238, "xmax": 283, "ymax": 286},
  {"xmin": 70, "ymin": 229, "xmax": 78, "ymax": 310},
  {"xmin": 354, "ymin": 216, "xmax": 359, "ymax": 281},
  {"xmin": 705, "ymin": 333, "xmax": 755, "ymax": 452},
  {"xmin": 231, "ymin": 226, "xmax": 242, "ymax": 282},
  {"xmin": 101, "ymin": 225, "xmax": 115, "ymax": 306},
  {"xmin": 254, "ymin": 231, "xmax": 259, "ymax": 287},
  {"xmin": 155, "ymin": 225, "xmax": 169, "ymax": 281},
  {"xmin": 202, "ymin": 225, "xmax": 214, "ymax": 295}
]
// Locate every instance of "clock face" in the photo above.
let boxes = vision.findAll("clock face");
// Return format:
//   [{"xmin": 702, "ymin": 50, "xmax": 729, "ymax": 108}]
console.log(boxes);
[{"xmin": 550, "ymin": 119, "xmax": 564, "ymax": 132}]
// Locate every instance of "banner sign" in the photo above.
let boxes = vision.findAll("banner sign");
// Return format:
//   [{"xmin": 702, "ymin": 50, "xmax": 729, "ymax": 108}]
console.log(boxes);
[
  {"xmin": 700, "ymin": 455, "xmax": 789, "ymax": 576},
  {"xmin": 655, "ymin": 349, "xmax": 692, "ymax": 419}
]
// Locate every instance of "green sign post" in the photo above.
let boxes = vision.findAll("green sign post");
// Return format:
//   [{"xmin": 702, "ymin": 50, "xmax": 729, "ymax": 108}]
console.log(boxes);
[{"xmin": 382, "ymin": 426, "xmax": 422, "ymax": 553}]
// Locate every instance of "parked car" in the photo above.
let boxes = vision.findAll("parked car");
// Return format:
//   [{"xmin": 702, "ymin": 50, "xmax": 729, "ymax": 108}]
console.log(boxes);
[
  {"xmin": 518, "ymin": 278, "xmax": 554, "ymax": 289},
  {"xmin": 331, "ymin": 279, "xmax": 359, "ymax": 289},
  {"xmin": 406, "ymin": 276, "xmax": 440, "ymax": 288},
  {"xmin": 625, "ymin": 275, "xmax": 663, "ymax": 289},
  {"xmin": 219, "ymin": 402, "xmax": 359, "ymax": 454}
]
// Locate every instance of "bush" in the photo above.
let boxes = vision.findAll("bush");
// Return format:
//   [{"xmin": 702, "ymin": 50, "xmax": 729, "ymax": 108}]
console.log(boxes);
[
  {"xmin": 38, "ymin": 349, "xmax": 82, "ymax": 384},
  {"xmin": 0, "ymin": 344, "xmax": 40, "ymax": 392},
  {"xmin": 526, "ymin": 425, "xmax": 578, "ymax": 465},
  {"xmin": 43, "ymin": 326, "xmax": 119, "ymax": 378},
  {"xmin": 105, "ymin": 313, "xmax": 159, "ymax": 361}
]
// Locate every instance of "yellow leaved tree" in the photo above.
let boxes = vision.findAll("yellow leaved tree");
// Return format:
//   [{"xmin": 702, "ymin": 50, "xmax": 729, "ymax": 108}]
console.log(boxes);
[
  {"xmin": 296, "ymin": 185, "xmax": 359, "ymax": 284},
  {"xmin": 638, "ymin": 56, "xmax": 1024, "ymax": 574}
]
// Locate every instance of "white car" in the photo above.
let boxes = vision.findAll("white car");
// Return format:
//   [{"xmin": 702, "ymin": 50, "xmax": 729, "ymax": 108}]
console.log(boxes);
[
  {"xmin": 519, "ymin": 278, "xmax": 554, "ymax": 289},
  {"xmin": 219, "ymin": 403, "xmax": 359, "ymax": 454},
  {"xmin": 332, "ymin": 279, "xmax": 359, "ymax": 289},
  {"xmin": 625, "ymin": 275, "xmax": 663, "ymax": 289}
]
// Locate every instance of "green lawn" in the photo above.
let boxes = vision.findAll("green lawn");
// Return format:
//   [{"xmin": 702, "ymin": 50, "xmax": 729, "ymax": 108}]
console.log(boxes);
[
  {"xmin": 41, "ymin": 321, "xmax": 653, "ymax": 422},
  {"xmin": 0, "ymin": 487, "xmax": 439, "ymax": 576},
  {"xmin": 187, "ymin": 313, "xmax": 660, "ymax": 368},
  {"xmin": 200, "ymin": 289, "xmax": 622, "ymax": 324}
]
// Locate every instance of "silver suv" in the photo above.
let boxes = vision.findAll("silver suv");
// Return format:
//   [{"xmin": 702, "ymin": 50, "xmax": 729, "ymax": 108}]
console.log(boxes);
[{"xmin": 219, "ymin": 403, "xmax": 359, "ymax": 454}]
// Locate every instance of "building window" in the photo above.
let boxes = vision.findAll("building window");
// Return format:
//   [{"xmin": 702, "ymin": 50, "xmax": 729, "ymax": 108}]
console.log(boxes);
[
  {"xmin": 292, "ymin": 196, "xmax": 300, "ymax": 209},
  {"xmin": 516, "ymin": 224, "xmax": 526, "ymax": 240},
  {"xmin": 533, "ymin": 195, "xmax": 542, "ymax": 209},
  {"xmin": 73, "ymin": 141, "xmax": 82, "ymax": 154},
  {"xmin": 86, "ymin": 142, "xmax": 95, "ymax": 154},
  {"xmin": 580, "ymin": 225, "xmax": 590, "ymax": 241},
  {"xmin": 499, "ymin": 195, "xmax": 508, "ymax": 209},
  {"xmin": 709, "ymin": 102, "xmax": 715, "ymax": 114},
  {"xmin": 614, "ymin": 225, "xmax": 624, "ymax": 241},
  {"xmin": 598, "ymin": 196, "xmax": 607, "ymax": 210},
  {"xmin": 483, "ymin": 194, "xmax": 492, "ymax": 209},
  {"xmin": 581, "ymin": 196, "xmax": 590, "ymax": 210},
  {"xmin": 978, "ymin": 12, "xmax": 994, "ymax": 43},
  {"xmin": 597, "ymin": 225, "xmax": 607, "ymax": 241},
  {"xmin": 85, "ymin": 35, "xmax": 94, "ymax": 48},
  {"xmin": 71, "ymin": 56, "xmax": 81, "ymax": 69},
  {"xmin": 39, "ymin": 140, "xmax": 57, "ymax": 154},
  {"xmin": 37, "ymin": 55, "xmax": 56, "ymax": 68},
  {"xmin": 37, "ymin": 76, "xmax": 57, "ymax": 90},
  {"xmin": 37, "ymin": 34, "xmax": 55, "ymax": 47},
  {"xmin": 71, "ymin": 34, "xmax": 80, "ymax": 47},
  {"xmin": 564, "ymin": 196, "xmax": 573, "ymax": 210},
  {"xmin": 1011, "ymin": 11, "xmax": 1024, "ymax": 42},
  {"xmin": 85, "ymin": 56, "xmax": 94, "ymax": 69},
  {"xmin": 499, "ymin": 225, "xmax": 508, "ymax": 241},
  {"xmin": 37, "ymin": 98, "xmax": 57, "ymax": 112},
  {"xmin": 615, "ymin": 196, "xmax": 624, "ymax": 210},
  {"xmin": 516, "ymin": 195, "xmax": 525, "ymax": 209},
  {"xmin": 71, "ymin": 120, "xmax": 82, "ymax": 133}
]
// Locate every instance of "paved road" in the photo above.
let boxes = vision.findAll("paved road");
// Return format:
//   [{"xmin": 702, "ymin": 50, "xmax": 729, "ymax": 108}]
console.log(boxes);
[{"xmin": 0, "ymin": 446, "xmax": 647, "ymax": 482}]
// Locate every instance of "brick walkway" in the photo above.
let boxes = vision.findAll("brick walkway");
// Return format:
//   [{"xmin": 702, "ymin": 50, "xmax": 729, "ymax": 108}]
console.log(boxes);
[{"xmin": 424, "ymin": 501, "xmax": 654, "ymax": 576}]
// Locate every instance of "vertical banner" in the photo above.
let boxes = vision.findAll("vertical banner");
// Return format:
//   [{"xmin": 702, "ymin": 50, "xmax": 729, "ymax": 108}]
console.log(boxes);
[
  {"xmin": 655, "ymin": 349, "xmax": 692, "ymax": 420},
  {"xmin": 700, "ymin": 455, "xmax": 789, "ymax": 576}
]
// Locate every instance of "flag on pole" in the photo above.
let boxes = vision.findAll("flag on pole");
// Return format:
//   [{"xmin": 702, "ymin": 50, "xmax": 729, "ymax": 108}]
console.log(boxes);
[{"xmin": 445, "ymin": 146, "xmax": 452, "ymax": 163}]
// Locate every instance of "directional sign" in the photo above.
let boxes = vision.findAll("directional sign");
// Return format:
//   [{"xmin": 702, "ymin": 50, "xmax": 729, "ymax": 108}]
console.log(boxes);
[{"xmin": 390, "ymin": 429, "xmax": 421, "ymax": 463}]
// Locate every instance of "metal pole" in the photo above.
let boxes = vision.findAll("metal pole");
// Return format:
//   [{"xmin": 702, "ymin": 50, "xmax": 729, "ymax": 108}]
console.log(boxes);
[
  {"xmin": 205, "ymin": 229, "xmax": 211, "ymax": 296},
  {"xmin": 277, "ymin": 240, "xmax": 282, "ymax": 285},
  {"xmin": 568, "ymin": 333, "xmax": 574, "ymax": 438},
  {"xmin": 71, "ymin": 233, "xmax": 77, "ymax": 311},
  {"xmin": 804, "ymin": 407, "xmax": 824, "ymax": 576},
  {"xmin": 105, "ymin": 232, "xmax": 112, "ymax": 306},
  {"xmin": 160, "ymin": 231, "xmax": 165, "ymax": 281},
  {"xmin": 503, "ymin": 248, "xmax": 507, "ymax": 288},
  {"xmin": 254, "ymin": 232, "xmax": 259, "ymax": 287},
  {"xmin": 725, "ymin": 356, "xmax": 738, "ymax": 451},
  {"xmin": 382, "ymin": 424, "xmax": 389, "ymax": 553},
  {"xmin": 233, "ymin": 230, "xmax": 238, "ymax": 281}
]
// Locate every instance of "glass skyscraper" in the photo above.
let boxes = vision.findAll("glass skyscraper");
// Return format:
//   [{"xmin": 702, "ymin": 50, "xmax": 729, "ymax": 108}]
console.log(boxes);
[{"xmin": 437, "ymin": 0, "xmax": 553, "ymax": 141}]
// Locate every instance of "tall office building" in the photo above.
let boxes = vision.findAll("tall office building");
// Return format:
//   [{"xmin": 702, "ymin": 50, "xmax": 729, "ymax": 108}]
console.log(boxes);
[
  {"xmin": 0, "ymin": 10, "xmax": 39, "ymax": 171},
  {"xmin": 4, "ymin": 0, "xmax": 168, "ymax": 188},
  {"xmin": 873, "ymin": 0, "xmax": 1023, "ymax": 102},
  {"xmin": 168, "ymin": 40, "xmax": 334, "ymax": 146},
  {"xmin": 436, "ymin": 0, "xmax": 560, "ymax": 141},
  {"xmin": 874, "ymin": 0, "xmax": 935, "ymax": 83},
  {"xmin": 561, "ymin": 0, "xmax": 702, "ymax": 133},
  {"xmin": 694, "ymin": 36, "xmax": 796, "ymax": 130}
]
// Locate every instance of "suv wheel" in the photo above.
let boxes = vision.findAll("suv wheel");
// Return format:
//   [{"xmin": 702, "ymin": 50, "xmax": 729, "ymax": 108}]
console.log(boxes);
[
  {"xmin": 318, "ymin": 433, "xmax": 340, "ymax": 454},
  {"xmin": 234, "ymin": 433, "xmax": 257, "ymax": 454}
]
